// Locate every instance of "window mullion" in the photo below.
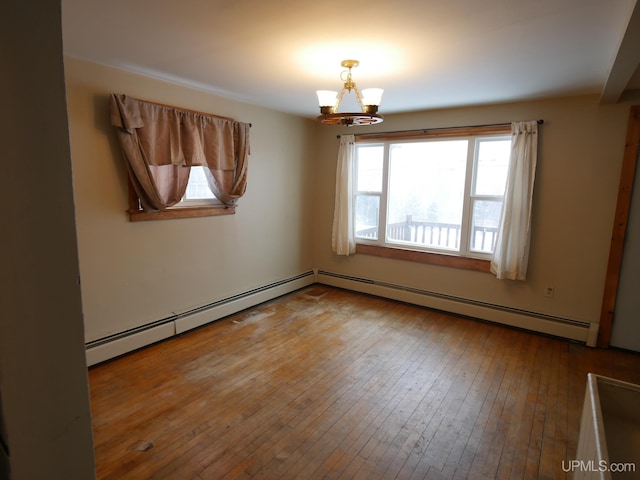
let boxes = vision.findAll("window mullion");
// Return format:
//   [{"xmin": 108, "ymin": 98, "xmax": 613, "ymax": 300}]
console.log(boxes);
[
  {"xmin": 379, "ymin": 142, "xmax": 390, "ymax": 243},
  {"xmin": 459, "ymin": 137, "xmax": 475, "ymax": 256}
]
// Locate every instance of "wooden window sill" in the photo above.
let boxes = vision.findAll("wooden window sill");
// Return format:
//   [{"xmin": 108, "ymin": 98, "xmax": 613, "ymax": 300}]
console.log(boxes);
[
  {"xmin": 356, "ymin": 243, "xmax": 491, "ymax": 273},
  {"xmin": 128, "ymin": 204, "xmax": 235, "ymax": 222}
]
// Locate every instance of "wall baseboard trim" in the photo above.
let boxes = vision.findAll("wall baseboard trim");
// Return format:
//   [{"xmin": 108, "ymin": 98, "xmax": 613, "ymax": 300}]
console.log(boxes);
[
  {"xmin": 86, "ymin": 268, "xmax": 599, "ymax": 366},
  {"xmin": 85, "ymin": 270, "xmax": 316, "ymax": 366},
  {"xmin": 316, "ymin": 270, "xmax": 596, "ymax": 346}
]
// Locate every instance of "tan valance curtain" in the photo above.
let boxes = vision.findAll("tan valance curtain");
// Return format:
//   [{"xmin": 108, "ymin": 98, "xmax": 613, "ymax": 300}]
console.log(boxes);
[{"xmin": 109, "ymin": 93, "xmax": 250, "ymax": 210}]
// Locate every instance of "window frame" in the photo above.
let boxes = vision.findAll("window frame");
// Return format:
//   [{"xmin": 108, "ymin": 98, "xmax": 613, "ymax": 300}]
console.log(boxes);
[
  {"xmin": 127, "ymin": 172, "xmax": 235, "ymax": 222},
  {"xmin": 352, "ymin": 124, "xmax": 512, "ymax": 271}
]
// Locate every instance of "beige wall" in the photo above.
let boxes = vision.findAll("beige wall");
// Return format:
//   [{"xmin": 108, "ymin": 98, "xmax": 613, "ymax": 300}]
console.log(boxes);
[
  {"xmin": 1, "ymin": 4, "xmax": 96, "ymax": 479},
  {"xmin": 64, "ymin": 57, "xmax": 317, "ymax": 343},
  {"xmin": 312, "ymin": 95, "xmax": 639, "ymax": 327},
  {"xmin": 65, "ymin": 55, "xmax": 639, "ymax": 346}
]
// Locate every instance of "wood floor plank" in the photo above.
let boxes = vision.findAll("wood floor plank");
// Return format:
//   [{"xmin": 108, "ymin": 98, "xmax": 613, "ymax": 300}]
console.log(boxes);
[
  {"xmin": 537, "ymin": 341, "xmax": 563, "ymax": 480},
  {"xmin": 387, "ymin": 320, "xmax": 485, "ymax": 479},
  {"xmin": 429, "ymin": 326, "xmax": 501, "ymax": 479},
  {"xmin": 445, "ymin": 329, "xmax": 528, "ymax": 480},
  {"xmin": 492, "ymin": 335, "xmax": 543, "ymax": 479},
  {"xmin": 278, "ymin": 306, "xmax": 434, "ymax": 479},
  {"xmin": 88, "ymin": 285, "xmax": 640, "ymax": 479},
  {"xmin": 349, "ymin": 315, "xmax": 473, "ymax": 479}
]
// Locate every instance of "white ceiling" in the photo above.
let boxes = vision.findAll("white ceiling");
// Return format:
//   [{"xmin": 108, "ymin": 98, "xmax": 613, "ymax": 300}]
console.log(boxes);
[{"xmin": 62, "ymin": 0, "xmax": 640, "ymax": 119}]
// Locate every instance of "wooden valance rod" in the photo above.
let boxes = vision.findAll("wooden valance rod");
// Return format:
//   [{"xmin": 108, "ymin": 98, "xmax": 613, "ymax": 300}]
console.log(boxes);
[{"xmin": 337, "ymin": 119, "xmax": 544, "ymax": 139}]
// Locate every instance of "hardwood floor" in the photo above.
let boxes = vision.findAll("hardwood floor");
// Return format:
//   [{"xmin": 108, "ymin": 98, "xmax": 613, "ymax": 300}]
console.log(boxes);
[{"xmin": 88, "ymin": 285, "xmax": 640, "ymax": 479}]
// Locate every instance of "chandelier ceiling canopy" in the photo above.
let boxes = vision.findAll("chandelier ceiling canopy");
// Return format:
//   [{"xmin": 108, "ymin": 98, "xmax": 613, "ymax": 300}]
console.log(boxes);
[{"xmin": 316, "ymin": 60, "xmax": 383, "ymax": 126}]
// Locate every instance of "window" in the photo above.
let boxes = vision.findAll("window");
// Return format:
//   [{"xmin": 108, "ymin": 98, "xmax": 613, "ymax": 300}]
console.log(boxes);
[
  {"xmin": 128, "ymin": 166, "xmax": 234, "ymax": 222},
  {"xmin": 174, "ymin": 166, "xmax": 220, "ymax": 207},
  {"xmin": 110, "ymin": 94, "xmax": 249, "ymax": 222},
  {"xmin": 354, "ymin": 128, "xmax": 512, "ymax": 262}
]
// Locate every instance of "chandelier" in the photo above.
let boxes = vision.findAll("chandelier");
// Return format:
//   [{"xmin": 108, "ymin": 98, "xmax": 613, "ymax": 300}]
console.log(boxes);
[{"xmin": 316, "ymin": 59, "xmax": 383, "ymax": 126}]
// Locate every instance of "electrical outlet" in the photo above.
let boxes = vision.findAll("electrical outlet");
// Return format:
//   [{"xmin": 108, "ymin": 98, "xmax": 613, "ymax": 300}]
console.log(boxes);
[{"xmin": 545, "ymin": 287, "xmax": 555, "ymax": 298}]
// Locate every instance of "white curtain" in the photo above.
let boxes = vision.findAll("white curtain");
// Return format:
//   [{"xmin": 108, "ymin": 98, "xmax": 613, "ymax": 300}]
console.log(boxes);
[
  {"xmin": 332, "ymin": 135, "xmax": 356, "ymax": 255},
  {"xmin": 490, "ymin": 121, "xmax": 539, "ymax": 280}
]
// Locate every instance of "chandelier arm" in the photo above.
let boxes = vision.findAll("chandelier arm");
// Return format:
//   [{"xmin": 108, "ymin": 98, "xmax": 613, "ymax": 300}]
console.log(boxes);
[
  {"xmin": 353, "ymin": 85, "xmax": 365, "ymax": 113},
  {"xmin": 334, "ymin": 86, "xmax": 348, "ymax": 112}
]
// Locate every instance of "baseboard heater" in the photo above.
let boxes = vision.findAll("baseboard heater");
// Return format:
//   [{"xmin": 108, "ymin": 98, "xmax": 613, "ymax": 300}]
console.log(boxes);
[
  {"xmin": 85, "ymin": 270, "xmax": 316, "ymax": 366},
  {"xmin": 316, "ymin": 270, "xmax": 597, "ymax": 346},
  {"xmin": 86, "ymin": 268, "xmax": 597, "ymax": 366}
]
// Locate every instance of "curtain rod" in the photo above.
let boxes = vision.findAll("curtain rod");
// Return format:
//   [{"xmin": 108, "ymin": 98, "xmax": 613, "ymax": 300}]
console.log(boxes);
[{"xmin": 336, "ymin": 119, "xmax": 544, "ymax": 138}]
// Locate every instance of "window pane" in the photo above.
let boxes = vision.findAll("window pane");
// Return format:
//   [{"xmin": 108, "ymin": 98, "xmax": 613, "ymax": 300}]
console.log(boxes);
[
  {"xmin": 184, "ymin": 166, "xmax": 216, "ymax": 200},
  {"xmin": 474, "ymin": 139, "xmax": 511, "ymax": 195},
  {"xmin": 387, "ymin": 141, "xmax": 467, "ymax": 250},
  {"xmin": 356, "ymin": 145, "xmax": 384, "ymax": 192},
  {"xmin": 470, "ymin": 199, "xmax": 502, "ymax": 252},
  {"xmin": 355, "ymin": 194, "xmax": 380, "ymax": 240}
]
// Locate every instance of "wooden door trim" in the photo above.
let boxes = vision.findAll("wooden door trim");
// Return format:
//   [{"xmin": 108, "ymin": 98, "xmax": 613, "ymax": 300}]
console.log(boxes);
[{"xmin": 598, "ymin": 105, "xmax": 640, "ymax": 347}]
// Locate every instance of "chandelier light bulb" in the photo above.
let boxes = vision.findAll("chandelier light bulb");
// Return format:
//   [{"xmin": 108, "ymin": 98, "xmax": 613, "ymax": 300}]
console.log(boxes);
[
  {"xmin": 316, "ymin": 90, "xmax": 338, "ymax": 114},
  {"xmin": 361, "ymin": 88, "xmax": 384, "ymax": 106}
]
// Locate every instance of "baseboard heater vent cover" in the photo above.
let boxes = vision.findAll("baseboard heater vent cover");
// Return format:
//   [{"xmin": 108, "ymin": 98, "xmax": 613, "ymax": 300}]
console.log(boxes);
[
  {"xmin": 317, "ymin": 270, "xmax": 596, "ymax": 345},
  {"xmin": 85, "ymin": 270, "xmax": 315, "ymax": 366}
]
